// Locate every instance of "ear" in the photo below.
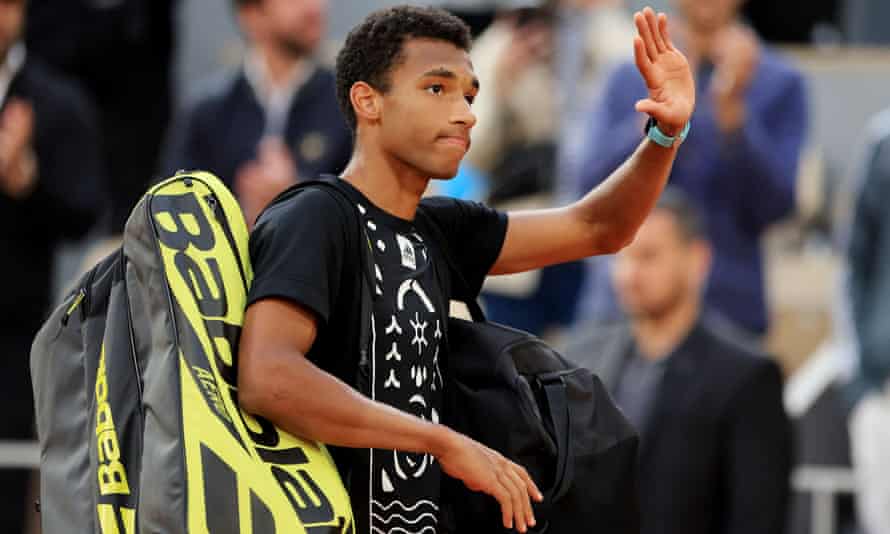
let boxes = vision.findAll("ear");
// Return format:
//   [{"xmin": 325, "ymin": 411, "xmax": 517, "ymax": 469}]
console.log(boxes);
[
  {"xmin": 688, "ymin": 240, "xmax": 713, "ymax": 290},
  {"xmin": 350, "ymin": 81, "xmax": 382, "ymax": 126}
]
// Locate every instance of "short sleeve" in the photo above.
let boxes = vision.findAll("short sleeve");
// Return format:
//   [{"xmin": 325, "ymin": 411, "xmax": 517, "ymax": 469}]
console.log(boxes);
[
  {"xmin": 419, "ymin": 196, "xmax": 508, "ymax": 300},
  {"xmin": 247, "ymin": 188, "xmax": 348, "ymax": 324}
]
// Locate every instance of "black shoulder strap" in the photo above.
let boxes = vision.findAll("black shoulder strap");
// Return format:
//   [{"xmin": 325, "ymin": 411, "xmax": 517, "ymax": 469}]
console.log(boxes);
[
  {"xmin": 262, "ymin": 178, "xmax": 376, "ymax": 381},
  {"xmin": 415, "ymin": 205, "xmax": 485, "ymax": 322}
]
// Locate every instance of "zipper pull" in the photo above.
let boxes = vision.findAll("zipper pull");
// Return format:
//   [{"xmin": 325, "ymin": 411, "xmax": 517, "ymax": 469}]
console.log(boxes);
[{"xmin": 61, "ymin": 288, "xmax": 87, "ymax": 326}]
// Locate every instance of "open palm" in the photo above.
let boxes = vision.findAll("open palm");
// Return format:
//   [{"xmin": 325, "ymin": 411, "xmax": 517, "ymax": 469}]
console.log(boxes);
[{"xmin": 633, "ymin": 8, "xmax": 695, "ymax": 135}]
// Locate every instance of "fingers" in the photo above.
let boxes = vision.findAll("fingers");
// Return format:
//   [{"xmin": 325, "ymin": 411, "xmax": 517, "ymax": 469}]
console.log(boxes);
[
  {"xmin": 494, "ymin": 482, "xmax": 515, "ymax": 530},
  {"xmin": 516, "ymin": 465, "xmax": 544, "ymax": 502},
  {"xmin": 489, "ymin": 455, "xmax": 539, "ymax": 532},
  {"xmin": 498, "ymin": 470, "xmax": 525, "ymax": 531},
  {"xmin": 2, "ymin": 98, "xmax": 34, "ymax": 149},
  {"xmin": 633, "ymin": 10, "xmax": 658, "ymax": 61},
  {"xmin": 635, "ymin": 98, "xmax": 670, "ymax": 120},
  {"xmin": 645, "ymin": 8, "xmax": 666, "ymax": 53},
  {"xmin": 658, "ymin": 12, "xmax": 674, "ymax": 50},
  {"xmin": 506, "ymin": 467, "xmax": 536, "ymax": 530},
  {"xmin": 633, "ymin": 36, "xmax": 654, "ymax": 86}
]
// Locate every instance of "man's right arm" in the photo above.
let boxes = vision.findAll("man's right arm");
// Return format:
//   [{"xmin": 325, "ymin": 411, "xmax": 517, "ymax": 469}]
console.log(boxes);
[
  {"xmin": 238, "ymin": 297, "xmax": 543, "ymax": 532},
  {"xmin": 239, "ymin": 297, "xmax": 453, "ymax": 453}
]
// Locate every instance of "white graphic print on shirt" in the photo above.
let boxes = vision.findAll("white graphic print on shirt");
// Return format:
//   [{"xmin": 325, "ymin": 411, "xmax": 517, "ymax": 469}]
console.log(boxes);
[{"xmin": 357, "ymin": 203, "xmax": 445, "ymax": 534}]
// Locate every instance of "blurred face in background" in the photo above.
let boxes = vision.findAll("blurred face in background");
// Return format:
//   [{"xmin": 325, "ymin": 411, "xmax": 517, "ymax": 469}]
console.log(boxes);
[
  {"xmin": 672, "ymin": 0, "xmax": 743, "ymax": 33},
  {"xmin": 241, "ymin": 0, "xmax": 327, "ymax": 57},
  {"xmin": 0, "ymin": 0, "xmax": 24, "ymax": 61},
  {"xmin": 612, "ymin": 209, "xmax": 711, "ymax": 322}
]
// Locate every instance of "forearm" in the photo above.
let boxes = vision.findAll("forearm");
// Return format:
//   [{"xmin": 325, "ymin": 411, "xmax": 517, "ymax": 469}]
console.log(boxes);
[
  {"xmin": 240, "ymin": 350, "xmax": 455, "ymax": 457},
  {"xmin": 574, "ymin": 137, "xmax": 679, "ymax": 251}
]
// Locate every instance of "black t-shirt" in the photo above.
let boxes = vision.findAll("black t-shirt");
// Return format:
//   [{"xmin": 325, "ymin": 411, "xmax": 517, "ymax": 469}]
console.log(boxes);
[{"xmin": 247, "ymin": 178, "xmax": 507, "ymax": 534}]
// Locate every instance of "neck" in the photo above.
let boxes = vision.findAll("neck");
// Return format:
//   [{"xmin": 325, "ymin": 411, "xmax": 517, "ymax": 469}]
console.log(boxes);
[
  {"xmin": 256, "ymin": 42, "xmax": 303, "ymax": 89},
  {"xmin": 340, "ymin": 139, "xmax": 431, "ymax": 221},
  {"xmin": 631, "ymin": 295, "xmax": 700, "ymax": 361}
]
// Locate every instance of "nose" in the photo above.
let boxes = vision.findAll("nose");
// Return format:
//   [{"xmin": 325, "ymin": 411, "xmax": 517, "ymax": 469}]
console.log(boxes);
[{"xmin": 452, "ymin": 101, "xmax": 477, "ymax": 130}]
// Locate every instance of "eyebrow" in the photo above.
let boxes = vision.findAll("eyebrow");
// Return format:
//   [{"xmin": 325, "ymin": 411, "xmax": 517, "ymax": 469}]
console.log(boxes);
[{"xmin": 421, "ymin": 68, "xmax": 480, "ymax": 90}]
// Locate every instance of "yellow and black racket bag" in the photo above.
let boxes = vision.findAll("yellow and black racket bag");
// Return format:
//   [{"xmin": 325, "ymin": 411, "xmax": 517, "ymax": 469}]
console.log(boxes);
[{"xmin": 32, "ymin": 171, "xmax": 354, "ymax": 533}]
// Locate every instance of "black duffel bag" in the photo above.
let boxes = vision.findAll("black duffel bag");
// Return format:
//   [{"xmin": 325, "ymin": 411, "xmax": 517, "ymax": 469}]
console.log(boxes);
[
  {"xmin": 415, "ymin": 210, "xmax": 641, "ymax": 533},
  {"xmin": 441, "ymin": 308, "xmax": 640, "ymax": 533}
]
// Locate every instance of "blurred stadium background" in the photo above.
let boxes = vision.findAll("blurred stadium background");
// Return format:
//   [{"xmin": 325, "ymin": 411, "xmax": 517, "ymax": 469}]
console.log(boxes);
[{"xmin": 4, "ymin": 1, "xmax": 890, "ymax": 533}]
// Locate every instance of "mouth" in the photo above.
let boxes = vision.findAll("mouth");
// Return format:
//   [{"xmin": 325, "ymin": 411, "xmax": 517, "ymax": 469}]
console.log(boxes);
[{"xmin": 436, "ymin": 136, "xmax": 470, "ymax": 152}]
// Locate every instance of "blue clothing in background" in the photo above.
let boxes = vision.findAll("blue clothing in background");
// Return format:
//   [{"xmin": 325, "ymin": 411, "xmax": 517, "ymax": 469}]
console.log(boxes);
[
  {"xmin": 574, "ymin": 48, "xmax": 808, "ymax": 334},
  {"xmin": 846, "ymin": 109, "xmax": 890, "ymax": 398}
]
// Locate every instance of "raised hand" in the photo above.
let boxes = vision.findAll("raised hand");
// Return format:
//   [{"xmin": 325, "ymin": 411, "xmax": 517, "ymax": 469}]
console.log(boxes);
[{"xmin": 632, "ymin": 7, "xmax": 695, "ymax": 136}]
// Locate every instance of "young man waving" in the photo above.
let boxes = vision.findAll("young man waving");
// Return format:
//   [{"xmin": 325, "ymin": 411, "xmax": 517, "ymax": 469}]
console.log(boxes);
[{"xmin": 238, "ymin": 5, "xmax": 694, "ymax": 534}]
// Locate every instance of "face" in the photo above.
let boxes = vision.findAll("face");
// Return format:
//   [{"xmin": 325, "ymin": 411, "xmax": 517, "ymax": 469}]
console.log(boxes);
[
  {"xmin": 0, "ymin": 0, "xmax": 24, "ymax": 61},
  {"xmin": 375, "ymin": 38, "xmax": 479, "ymax": 180},
  {"xmin": 672, "ymin": 0, "xmax": 743, "ymax": 33},
  {"xmin": 248, "ymin": 0, "xmax": 327, "ymax": 57},
  {"xmin": 612, "ymin": 210, "xmax": 710, "ymax": 321}
]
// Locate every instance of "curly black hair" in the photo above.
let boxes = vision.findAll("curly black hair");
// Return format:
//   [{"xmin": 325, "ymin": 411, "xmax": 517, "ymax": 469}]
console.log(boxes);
[{"xmin": 335, "ymin": 5, "xmax": 472, "ymax": 131}]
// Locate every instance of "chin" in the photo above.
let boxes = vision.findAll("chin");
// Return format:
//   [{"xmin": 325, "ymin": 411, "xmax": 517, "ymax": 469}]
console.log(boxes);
[{"xmin": 425, "ymin": 163, "xmax": 461, "ymax": 181}]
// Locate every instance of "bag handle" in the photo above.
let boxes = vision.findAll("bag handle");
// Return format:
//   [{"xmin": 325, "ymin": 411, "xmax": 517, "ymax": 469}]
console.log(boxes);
[
  {"xmin": 539, "ymin": 374, "xmax": 574, "ymax": 505},
  {"xmin": 261, "ymin": 179, "xmax": 376, "ymax": 376}
]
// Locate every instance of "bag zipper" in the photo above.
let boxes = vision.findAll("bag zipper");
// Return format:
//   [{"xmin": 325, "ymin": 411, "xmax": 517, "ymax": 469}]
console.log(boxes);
[{"xmin": 61, "ymin": 288, "xmax": 87, "ymax": 326}]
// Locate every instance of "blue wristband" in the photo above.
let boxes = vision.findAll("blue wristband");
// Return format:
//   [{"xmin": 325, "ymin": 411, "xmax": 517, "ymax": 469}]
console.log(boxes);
[{"xmin": 645, "ymin": 118, "xmax": 690, "ymax": 147}]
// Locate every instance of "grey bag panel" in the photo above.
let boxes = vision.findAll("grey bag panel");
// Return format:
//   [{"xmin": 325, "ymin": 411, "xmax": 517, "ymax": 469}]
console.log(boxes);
[
  {"xmin": 30, "ymin": 249, "xmax": 138, "ymax": 534},
  {"xmin": 123, "ymin": 196, "xmax": 189, "ymax": 534},
  {"xmin": 31, "ymin": 289, "xmax": 96, "ymax": 534}
]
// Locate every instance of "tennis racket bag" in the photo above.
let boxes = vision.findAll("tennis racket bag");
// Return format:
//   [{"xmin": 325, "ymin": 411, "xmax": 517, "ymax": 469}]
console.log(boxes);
[{"xmin": 32, "ymin": 171, "xmax": 354, "ymax": 533}]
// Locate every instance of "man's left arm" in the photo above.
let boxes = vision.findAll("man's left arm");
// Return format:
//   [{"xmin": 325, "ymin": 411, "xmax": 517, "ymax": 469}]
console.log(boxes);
[
  {"xmin": 720, "ymin": 69, "xmax": 807, "ymax": 232},
  {"xmin": 724, "ymin": 361, "xmax": 793, "ymax": 534},
  {"xmin": 491, "ymin": 8, "xmax": 694, "ymax": 275}
]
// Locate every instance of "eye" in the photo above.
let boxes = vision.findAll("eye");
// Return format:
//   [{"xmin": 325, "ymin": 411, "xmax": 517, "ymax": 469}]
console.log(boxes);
[
  {"xmin": 465, "ymin": 94, "xmax": 475, "ymax": 105},
  {"xmin": 426, "ymin": 84, "xmax": 444, "ymax": 96}
]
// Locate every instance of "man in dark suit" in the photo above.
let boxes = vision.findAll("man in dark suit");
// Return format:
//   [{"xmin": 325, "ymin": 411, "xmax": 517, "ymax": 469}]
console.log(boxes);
[
  {"xmin": 163, "ymin": 0, "xmax": 352, "ymax": 228},
  {"xmin": 0, "ymin": 1, "xmax": 105, "ymax": 532},
  {"xmin": 26, "ymin": 0, "xmax": 175, "ymax": 233},
  {"xmin": 563, "ymin": 189, "xmax": 792, "ymax": 534}
]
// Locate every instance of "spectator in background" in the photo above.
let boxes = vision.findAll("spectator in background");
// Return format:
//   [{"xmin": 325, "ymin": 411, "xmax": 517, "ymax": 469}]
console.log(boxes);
[
  {"xmin": 845, "ymin": 107, "xmax": 890, "ymax": 534},
  {"xmin": 574, "ymin": 0, "xmax": 807, "ymax": 338},
  {"xmin": 0, "ymin": 0, "xmax": 104, "ymax": 531},
  {"xmin": 564, "ymin": 190, "xmax": 792, "ymax": 534},
  {"xmin": 164, "ymin": 0, "xmax": 351, "ymax": 227},
  {"xmin": 846, "ymin": 106, "xmax": 890, "ymax": 404},
  {"xmin": 467, "ymin": 0, "xmax": 633, "ymax": 200},
  {"xmin": 464, "ymin": 0, "xmax": 634, "ymax": 337},
  {"xmin": 26, "ymin": 0, "xmax": 175, "ymax": 233}
]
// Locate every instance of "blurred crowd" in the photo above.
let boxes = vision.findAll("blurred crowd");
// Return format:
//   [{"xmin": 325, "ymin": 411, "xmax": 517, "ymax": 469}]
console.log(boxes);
[{"xmin": 2, "ymin": 0, "xmax": 889, "ymax": 533}]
